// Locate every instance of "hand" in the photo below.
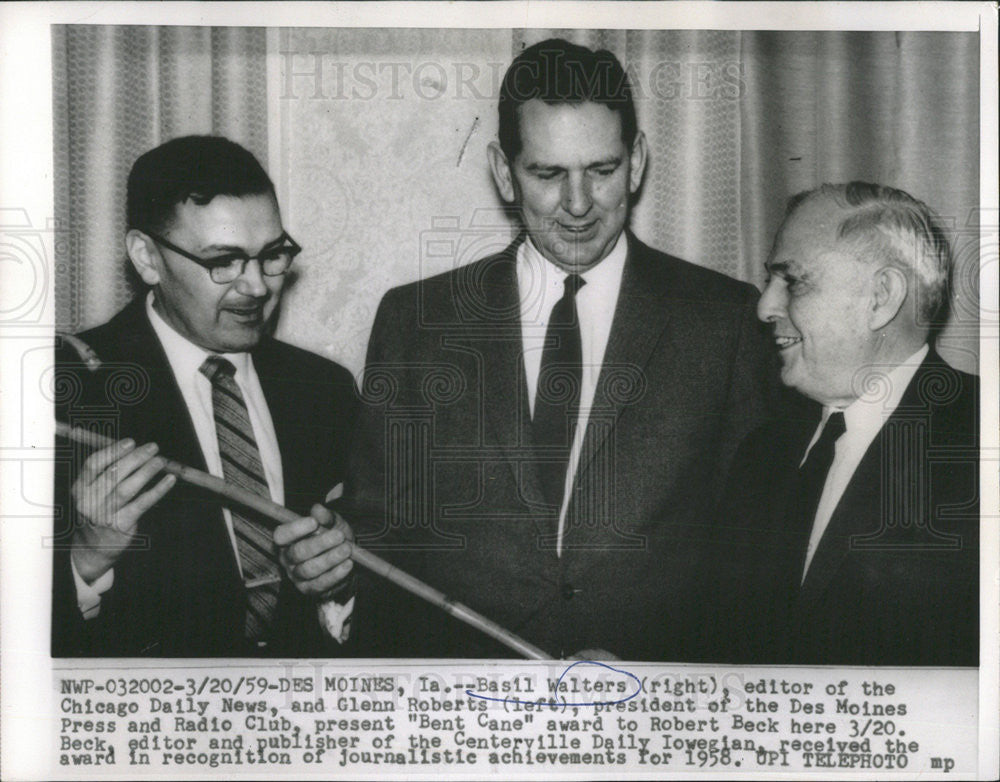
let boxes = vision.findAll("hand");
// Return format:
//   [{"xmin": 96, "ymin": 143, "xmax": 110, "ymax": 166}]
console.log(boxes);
[
  {"xmin": 569, "ymin": 649, "xmax": 621, "ymax": 661},
  {"xmin": 274, "ymin": 504, "xmax": 354, "ymax": 600},
  {"xmin": 71, "ymin": 438, "xmax": 176, "ymax": 583}
]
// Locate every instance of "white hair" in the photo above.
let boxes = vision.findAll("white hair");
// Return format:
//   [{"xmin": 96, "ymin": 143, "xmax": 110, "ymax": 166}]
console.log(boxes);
[{"xmin": 787, "ymin": 182, "xmax": 952, "ymax": 325}]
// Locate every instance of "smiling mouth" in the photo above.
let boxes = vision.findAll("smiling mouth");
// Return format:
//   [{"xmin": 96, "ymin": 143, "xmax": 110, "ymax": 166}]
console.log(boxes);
[
  {"xmin": 226, "ymin": 306, "xmax": 265, "ymax": 322},
  {"xmin": 558, "ymin": 221, "xmax": 598, "ymax": 237},
  {"xmin": 774, "ymin": 335, "xmax": 802, "ymax": 350}
]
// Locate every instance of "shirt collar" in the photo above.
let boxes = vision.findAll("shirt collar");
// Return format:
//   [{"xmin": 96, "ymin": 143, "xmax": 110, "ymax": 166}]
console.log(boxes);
[
  {"xmin": 518, "ymin": 231, "xmax": 628, "ymax": 296},
  {"xmin": 145, "ymin": 290, "xmax": 253, "ymax": 381},
  {"xmin": 826, "ymin": 343, "xmax": 930, "ymax": 437}
]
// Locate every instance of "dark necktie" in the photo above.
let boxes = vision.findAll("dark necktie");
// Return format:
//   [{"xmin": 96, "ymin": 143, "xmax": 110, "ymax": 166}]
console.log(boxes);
[
  {"xmin": 199, "ymin": 356, "xmax": 279, "ymax": 641},
  {"xmin": 793, "ymin": 411, "xmax": 847, "ymax": 575},
  {"xmin": 533, "ymin": 274, "xmax": 586, "ymax": 511}
]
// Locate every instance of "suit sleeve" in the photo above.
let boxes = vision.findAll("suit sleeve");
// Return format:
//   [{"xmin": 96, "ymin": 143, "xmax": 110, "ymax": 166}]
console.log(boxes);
[
  {"xmin": 270, "ymin": 353, "xmax": 361, "ymax": 657},
  {"xmin": 343, "ymin": 289, "xmax": 410, "ymax": 544},
  {"xmin": 51, "ymin": 347, "xmax": 113, "ymax": 656},
  {"xmin": 52, "ymin": 429, "xmax": 90, "ymax": 655},
  {"xmin": 342, "ymin": 288, "xmax": 438, "ymax": 656},
  {"xmin": 685, "ymin": 286, "xmax": 780, "ymax": 662},
  {"xmin": 697, "ymin": 425, "xmax": 787, "ymax": 663}
]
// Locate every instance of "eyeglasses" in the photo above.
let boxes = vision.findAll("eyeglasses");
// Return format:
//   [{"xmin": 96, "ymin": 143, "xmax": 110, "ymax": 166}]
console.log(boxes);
[{"xmin": 145, "ymin": 230, "xmax": 302, "ymax": 284}]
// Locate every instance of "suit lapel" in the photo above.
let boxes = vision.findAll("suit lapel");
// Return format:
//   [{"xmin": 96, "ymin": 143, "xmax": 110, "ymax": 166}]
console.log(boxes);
[
  {"xmin": 574, "ymin": 234, "xmax": 673, "ymax": 482},
  {"xmin": 251, "ymin": 340, "xmax": 328, "ymax": 516},
  {"xmin": 769, "ymin": 418, "xmax": 822, "ymax": 594},
  {"xmin": 115, "ymin": 302, "xmax": 209, "ymax": 473},
  {"xmin": 794, "ymin": 448, "xmax": 881, "ymax": 616},
  {"xmin": 793, "ymin": 355, "xmax": 939, "ymax": 617},
  {"xmin": 468, "ymin": 240, "xmax": 547, "ymax": 530},
  {"xmin": 253, "ymin": 342, "xmax": 297, "ymax": 504},
  {"xmin": 119, "ymin": 301, "xmax": 241, "ymax": 582}
]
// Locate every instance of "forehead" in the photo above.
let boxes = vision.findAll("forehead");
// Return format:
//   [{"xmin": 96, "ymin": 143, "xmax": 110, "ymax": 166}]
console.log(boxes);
[
  {"xmin": 166, "ymin": 193, "xmax": 282, "ymax": 246},
  {"xmin": 515, "ymin": 99, "xmax": 627, "ymax": 163},
  {"xmin": 771, "ymin": 198, "xmax": 852, "ymax": 267}
]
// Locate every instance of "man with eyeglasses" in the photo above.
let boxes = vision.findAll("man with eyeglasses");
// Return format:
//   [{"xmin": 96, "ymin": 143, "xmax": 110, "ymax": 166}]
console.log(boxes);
[{"xmin": 52, "ymin": 136, "xmax": 357, "ymax": 656}]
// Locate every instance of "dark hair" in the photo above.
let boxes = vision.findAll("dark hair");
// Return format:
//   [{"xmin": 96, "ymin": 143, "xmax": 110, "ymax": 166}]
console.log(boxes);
[
  {"xmin": 498, "ymin": 38, "xmax": 637, "ymax": 160},
  {"xmin": 126, "ymin": 136, "xmax": 275, "ymax": 234}
]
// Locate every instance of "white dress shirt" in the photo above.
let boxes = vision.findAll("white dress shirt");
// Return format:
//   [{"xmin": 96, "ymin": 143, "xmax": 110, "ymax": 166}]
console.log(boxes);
[
  {"xmin": 800, "ymin": 344, "xmax": 929, "ymax": 579},
  {"xmin": 517, "ymin": 233, "xmax": 628, "ymax": 556},
  {"xmin": 74, "ymin": 291, "xmax": 351, "ymax": 640}
]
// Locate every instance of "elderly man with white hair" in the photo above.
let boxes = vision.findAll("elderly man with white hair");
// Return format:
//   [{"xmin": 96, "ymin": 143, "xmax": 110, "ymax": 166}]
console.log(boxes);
[{"xmin": 715, "ymin": 182, "xmax": 978, "ymax": 666}]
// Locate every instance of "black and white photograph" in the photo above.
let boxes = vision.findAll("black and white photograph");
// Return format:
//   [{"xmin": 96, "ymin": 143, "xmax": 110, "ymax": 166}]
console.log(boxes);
[{"xmin": 1, "ymin": 2, "xmax": 997, "ymax": 779}]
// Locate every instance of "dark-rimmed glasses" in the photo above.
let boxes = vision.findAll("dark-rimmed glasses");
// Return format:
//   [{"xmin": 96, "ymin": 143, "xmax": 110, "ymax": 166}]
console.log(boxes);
[{"xmin": 145, "ymin": 230, "xmax": 302, "ymax": 284}]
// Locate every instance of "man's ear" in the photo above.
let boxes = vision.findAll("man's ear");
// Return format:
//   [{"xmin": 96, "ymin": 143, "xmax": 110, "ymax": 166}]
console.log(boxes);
[
  {"xmin": 125, "ymin": 229, "xmax": 161, "ymax": 286},
  {"xmin": 628, "ymin": 131, "xmax": 648, "ymax": 195},
  {"xmin": 487, "ymin": 142, "xmax": 517, "ymax": 203},
  {"xmin": 869, "ymin": 265, "xmax": 908, "ymax": 331}
]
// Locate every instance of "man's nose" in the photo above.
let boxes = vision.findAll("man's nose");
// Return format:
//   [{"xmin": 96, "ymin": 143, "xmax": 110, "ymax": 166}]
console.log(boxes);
[
  {"xmin": 756, "ymin": 278, "xmax": 786, "ymax": 323},
  {"xmin": 234, "ymin": 258, "xmax": 268, "ymax": 297},
  {"xmin": 562, "ymin": 173, "xmax": 593, "ymax": 217}
]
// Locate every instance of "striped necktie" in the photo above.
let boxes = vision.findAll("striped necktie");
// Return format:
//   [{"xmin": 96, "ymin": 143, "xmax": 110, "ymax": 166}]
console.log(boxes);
[{"xmin": 199, "ymin": 355, "xmax": 279, "ymax": 641}]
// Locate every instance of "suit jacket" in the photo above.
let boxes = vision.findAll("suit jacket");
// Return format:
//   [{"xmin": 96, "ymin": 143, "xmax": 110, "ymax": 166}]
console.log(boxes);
[
  {"xmin": 346, "ymin": 233, "xmax": 776, "ymax": 660},
  {"xmin": 52, "ymin": 297, "xmax": 357, "ymax": 657},
  {"xmin": 715, "ymin": 352, "xmax": 979, "ymax": 666}
]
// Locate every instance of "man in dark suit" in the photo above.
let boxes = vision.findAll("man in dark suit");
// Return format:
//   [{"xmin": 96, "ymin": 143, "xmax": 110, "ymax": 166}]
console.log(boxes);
[
  {"xmin": 346, "ymin": 39, "xmax": 774, "ymax": 660},
  {"xmin": 718, "ymin": 182, "xmax": 979, "ymax": 666},
  {"xmin": 53, "ymin": 136, "xmax": 356, "ymax": 656}
]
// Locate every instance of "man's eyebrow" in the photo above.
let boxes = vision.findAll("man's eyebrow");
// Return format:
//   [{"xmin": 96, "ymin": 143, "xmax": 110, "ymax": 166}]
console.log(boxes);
[
  {"xmin": 523, "ymin": 161, "xmax": 565, "ymax": 173},
  {"xmin": 588, "ymin": 155, "xmax": 623, "ymax": 168},
  {"xmin": 523, "ymin": 156, "xmax": 623, "ymax": 172},
  {"xmin": 764, "ymin": 260, "xmax": 800, "ymax": 276},
  {"xmin": 199, "ymin": 235, "xmax": 286, "ymax": 254}
]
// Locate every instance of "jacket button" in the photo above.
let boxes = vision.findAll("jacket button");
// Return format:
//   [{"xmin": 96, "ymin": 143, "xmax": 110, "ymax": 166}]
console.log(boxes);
[{"xmin": 561, "ymin": 583, "xmax": 576, "ymax": 600}]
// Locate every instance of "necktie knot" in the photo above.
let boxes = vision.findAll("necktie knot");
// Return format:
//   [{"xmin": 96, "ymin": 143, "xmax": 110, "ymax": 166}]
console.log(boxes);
[
  {"xmin": 563, "ymin": 273, "xmax": 586, "ymax": 297},
  {"xmin": 549, "ymin": 275, "xmax": 585, "ymax": 327},
  {"xmin": 801, "ymin": 411, "xmax": 846, "ymax": 469},
  {"xmin": 822, "ymin": 411, "xmax": 846, "ymax": 443},
  {"xmin": 200, "ymin": 355, "xmax": 237, "ymax": 383}
]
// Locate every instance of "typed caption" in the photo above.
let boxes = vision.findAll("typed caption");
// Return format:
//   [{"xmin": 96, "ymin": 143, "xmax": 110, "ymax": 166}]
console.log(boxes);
[{"xmin": 52, "ymin": 661, "xmax": 977, "ymax": 777}]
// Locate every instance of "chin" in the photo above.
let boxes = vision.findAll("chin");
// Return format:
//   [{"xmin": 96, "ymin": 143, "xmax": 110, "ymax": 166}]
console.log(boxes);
[
  {"xmin": 219, "ymin": 331, "xmax": 266, "ymax": 353},
  {"xmin": 559, "ymin": 249, "xmax": 603, "ymax": 273},
  {"xmin": 779, "ymin": 366, "xmax": 798, "ymax": 388}
]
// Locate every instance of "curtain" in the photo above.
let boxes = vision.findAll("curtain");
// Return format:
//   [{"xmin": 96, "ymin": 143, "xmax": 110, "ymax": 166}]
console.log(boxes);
[
  {"xmin": 53, "ymin": 27, "xmax": 979, "ymax": 372},
  {"xmin": 52, "ymin": 25, "xmax": 267, "ymax": 332},
  {"xmin": 740, "ymin": 31, "xmax": 979, "ymax": 370}
]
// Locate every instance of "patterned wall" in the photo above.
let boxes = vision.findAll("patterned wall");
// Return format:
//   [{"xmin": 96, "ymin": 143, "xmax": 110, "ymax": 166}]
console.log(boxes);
[{"xmin": 272, "ymin": 29, "xmax": 516, "ymax": 373}]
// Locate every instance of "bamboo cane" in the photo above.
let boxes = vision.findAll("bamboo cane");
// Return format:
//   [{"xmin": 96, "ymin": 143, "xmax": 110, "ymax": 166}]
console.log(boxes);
[{"xmin": 55, "ymin": 421, "xmax": 551, "ymax": 660}]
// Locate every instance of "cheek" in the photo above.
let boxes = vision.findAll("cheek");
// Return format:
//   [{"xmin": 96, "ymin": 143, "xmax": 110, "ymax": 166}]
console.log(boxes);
[
  {"xmin": 263, "ymin": 280, "xmax": 284, "ymax": 309},
  {"xmin": 516, "ymin": 180, "xmax": 559, "ymax": 218},
  {"xmin": 167, "ymin": 273, "xmax": 219, "ymax": 324},
  {"xmin": 595, "ymin": 176, "xmax": 630, "ymax": 211},
  {"xmin": 521, "ymin": 184, "xmax": 561, "ymax": 218}
]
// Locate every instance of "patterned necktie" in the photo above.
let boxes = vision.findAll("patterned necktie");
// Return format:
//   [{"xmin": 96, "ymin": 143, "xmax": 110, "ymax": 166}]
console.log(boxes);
[
  {"xmin": 794, "ymin": 411, "xmax": 847, "ymax": 577},
  {"xmin": 533, "ymin": 273, "xmax": 586, "ymax": 511},
  {"xmin": 199, "ymin": 355, "xmax": 279, "ymax": 640}
]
